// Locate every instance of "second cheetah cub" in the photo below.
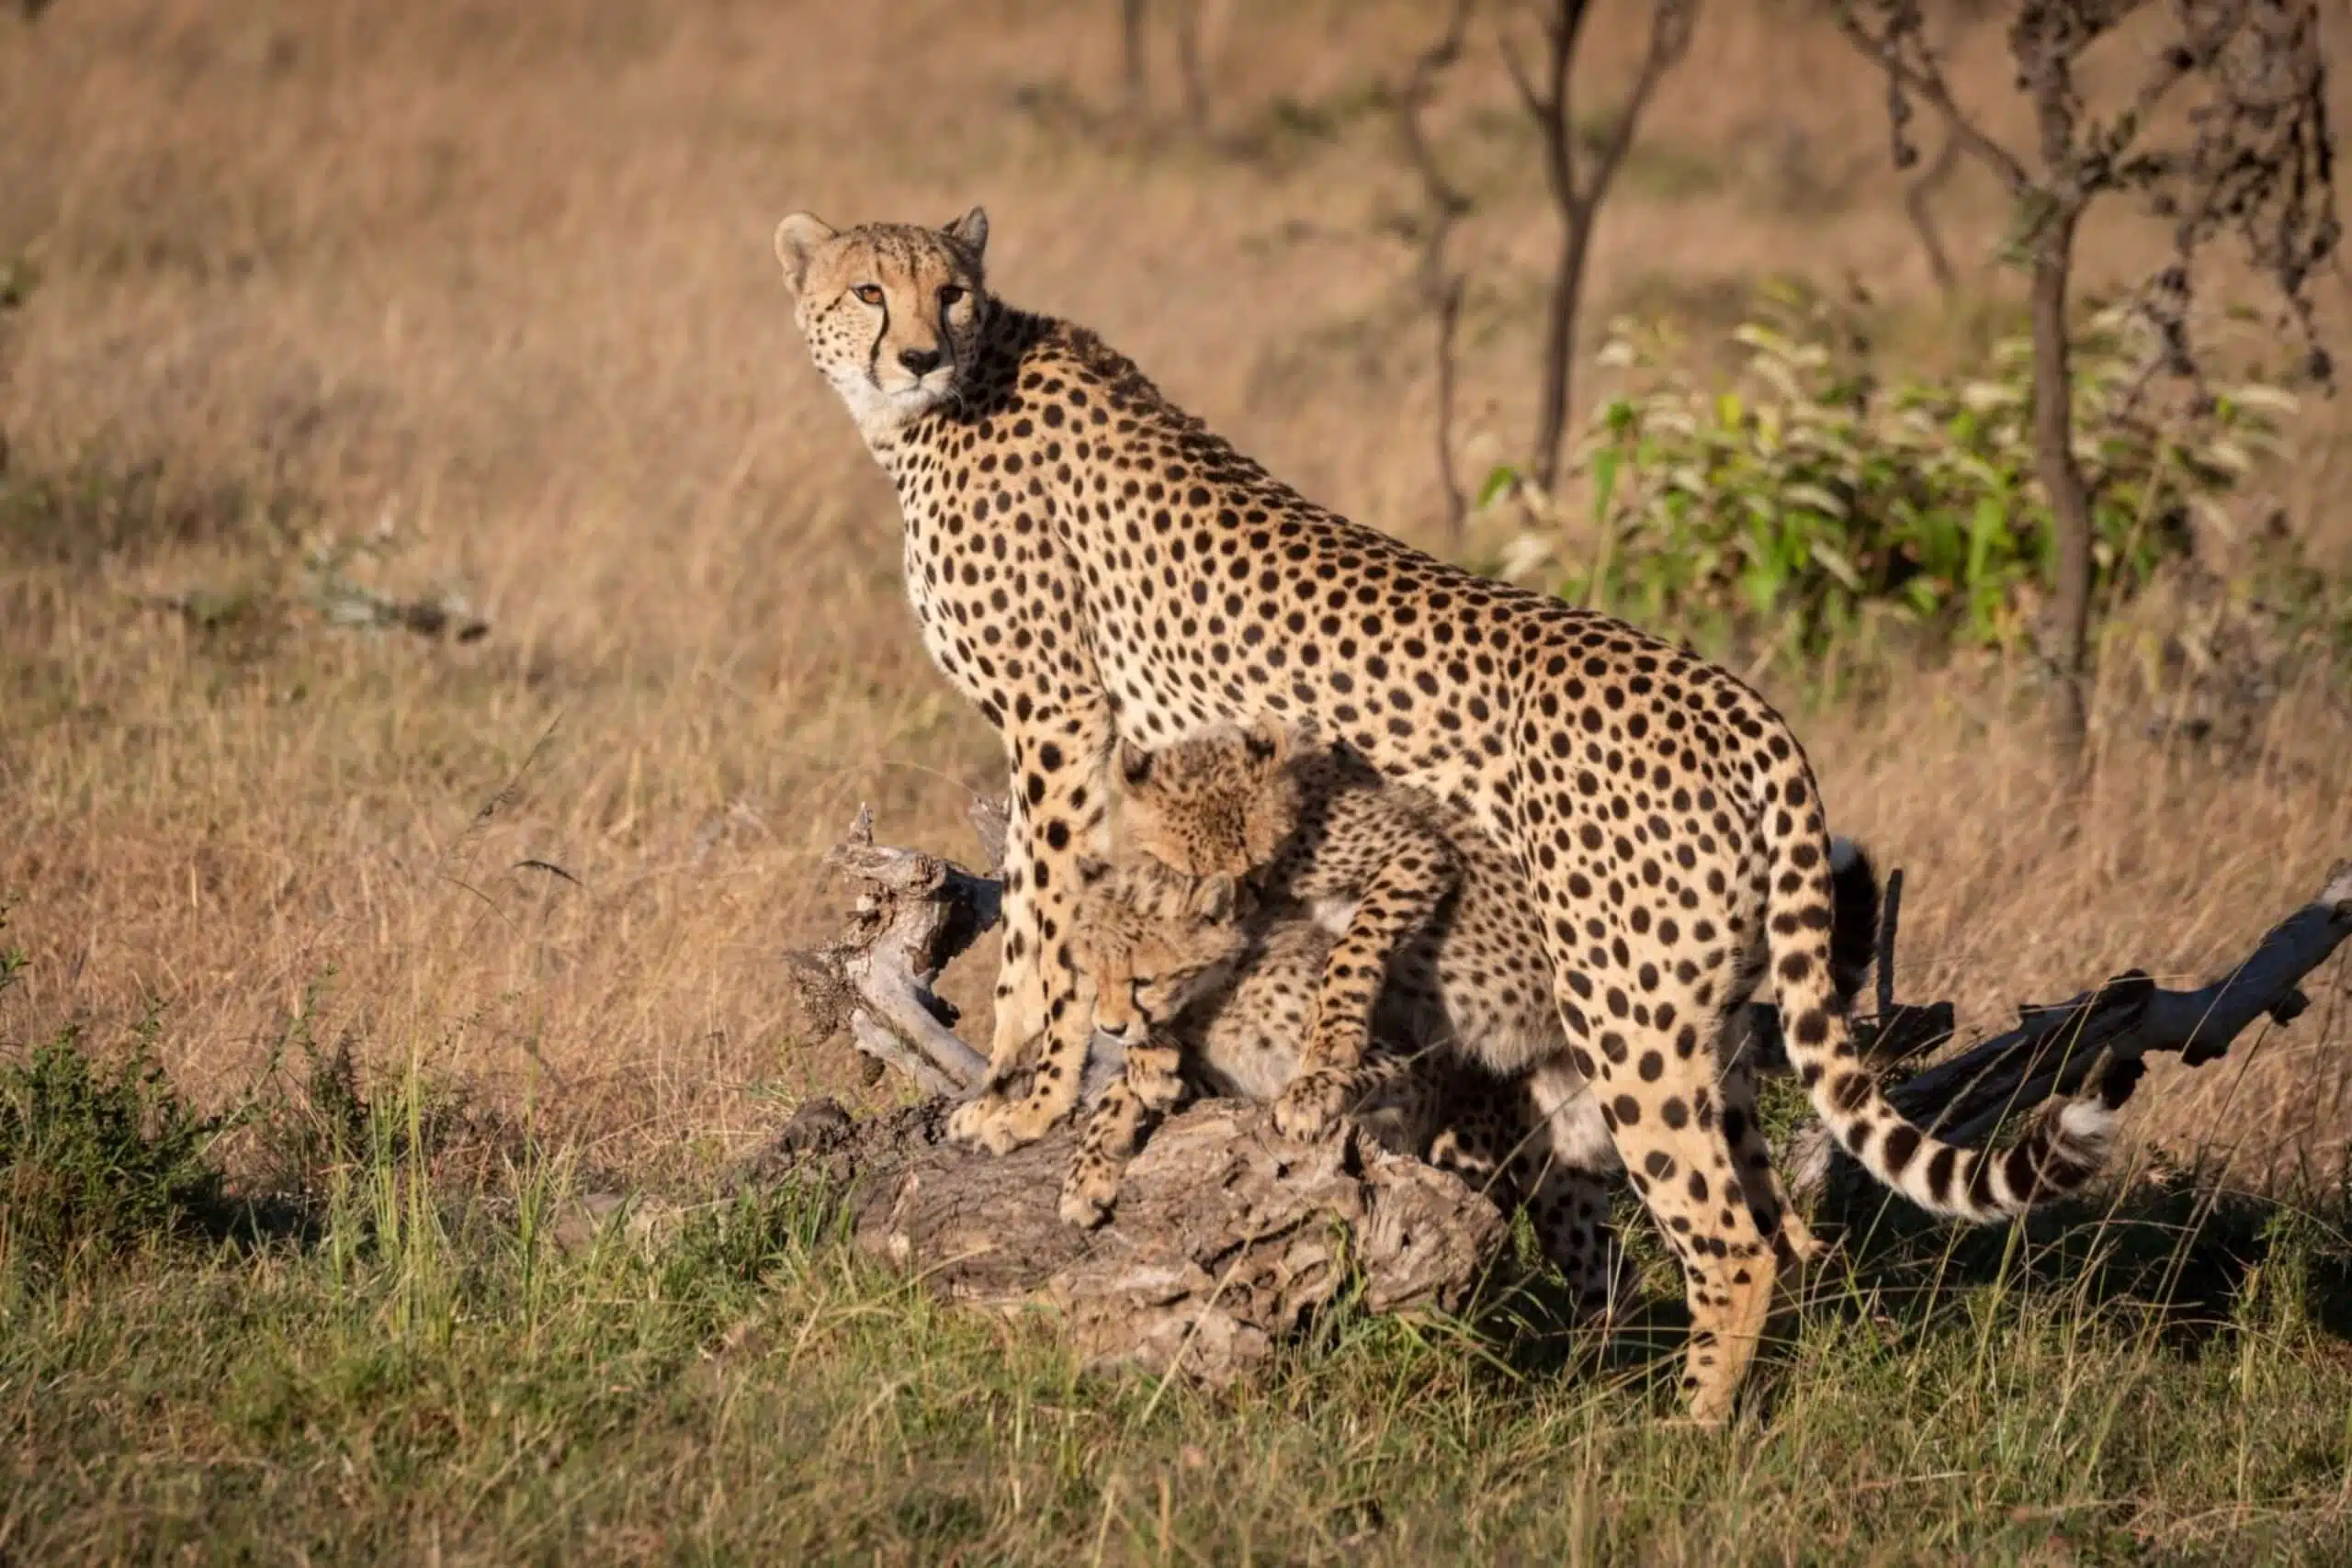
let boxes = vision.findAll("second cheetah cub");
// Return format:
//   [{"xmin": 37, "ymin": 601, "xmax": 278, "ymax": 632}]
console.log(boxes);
[{"xmin": 1060, "ymin": 851, "xmax": 1601, "ymax": 1274}]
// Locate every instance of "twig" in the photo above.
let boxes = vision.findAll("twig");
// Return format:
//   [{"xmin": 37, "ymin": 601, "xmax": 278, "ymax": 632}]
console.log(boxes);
[
  {"xmin": 1875, "ymin": 864, "xmax": 1905, "ymax": 1021},
  {"xmin": 1902, "ymin": 130, "xmax": 1964, "ymax": 295}
]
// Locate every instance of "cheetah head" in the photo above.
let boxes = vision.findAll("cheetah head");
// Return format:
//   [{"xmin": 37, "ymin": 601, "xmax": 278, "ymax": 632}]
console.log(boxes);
[
  {"xmin": 1073, "ymin": 857, "xmax": 1250, "ymax": 1046},
  {"xmin": 772, "ymin": 208, "xmax": 991, "ymax": 435},
  {"xmin": 1114, "ymin": 716, "xmax": 1309, "ymax": 880}
]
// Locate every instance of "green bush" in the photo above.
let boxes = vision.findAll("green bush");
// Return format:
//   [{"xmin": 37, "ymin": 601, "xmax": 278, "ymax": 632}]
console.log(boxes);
[
  {"xmin": 0, "ymin": 949, "xmax": 231, "ymax": 1275},
  {"xmin": 1486, "ymin": 287, "xmax": 2296, "ymax": 673}
]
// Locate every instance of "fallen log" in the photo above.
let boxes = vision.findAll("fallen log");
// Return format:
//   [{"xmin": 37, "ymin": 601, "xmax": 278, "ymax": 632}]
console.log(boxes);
[{"xmin": 771, "ymin": 807, "xmax": 2352, "ymax": 1382}]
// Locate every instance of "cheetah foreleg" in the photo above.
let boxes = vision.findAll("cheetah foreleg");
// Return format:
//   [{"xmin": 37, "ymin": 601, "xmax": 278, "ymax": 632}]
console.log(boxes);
[
  {"xmin": 1272, "ymin": 848, "xmax": 1459, "ymax": 1143},
  {"xmin": 1057, "ymin": 1037, "xmax": 1185, "ymax": 1228},
  {"xmin": 949, "ymin": 707, "xmax": 1116, "ymax": 1154}
]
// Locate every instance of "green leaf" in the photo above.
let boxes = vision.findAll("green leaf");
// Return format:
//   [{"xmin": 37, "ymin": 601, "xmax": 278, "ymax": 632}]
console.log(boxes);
[{"xmin": 1476, "ymin": 466, "xmax": 1519, "ymax": 510}]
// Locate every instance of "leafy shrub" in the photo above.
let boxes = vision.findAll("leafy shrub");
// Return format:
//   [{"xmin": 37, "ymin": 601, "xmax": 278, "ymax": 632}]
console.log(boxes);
[
  {"xmin": 1484, "ymin": 287, "xmax": 2297, "ymax": 674},
  {"xmin": 0, "ymin": 990, "xmax": 232, "ymax": 1275}
]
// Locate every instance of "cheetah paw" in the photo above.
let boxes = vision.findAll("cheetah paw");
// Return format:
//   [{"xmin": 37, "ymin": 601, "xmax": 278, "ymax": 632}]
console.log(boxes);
[
  {"xmin": 1775, "ymin": 1210, "xmax": 1828, "ymax": 1268},
  {"xmin": 1272, "ymin": 1067, "xmax": 1356, "ymax": 1143},
  {"xmin": 1057, "ymin": 1165, "xmax": 1119, "ymax": 1229},
  {"xmin": 947, "ymin": 1094, "xmax": 1025, "ymax": 1155}
]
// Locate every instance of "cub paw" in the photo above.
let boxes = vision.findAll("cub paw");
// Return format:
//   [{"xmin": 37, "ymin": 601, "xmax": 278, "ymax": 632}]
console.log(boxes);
[
  {"xmin": 1057, "ymin": 1161, "xmax": 1119, "ymax": 1229},
  {"xmin": 1125, "ymin": 1043, "xmax": 1187, "ymax": 1114},
  {"xmin": 1272, "ymin": 1067, "xmax": 1355, "ymax": 1143}
]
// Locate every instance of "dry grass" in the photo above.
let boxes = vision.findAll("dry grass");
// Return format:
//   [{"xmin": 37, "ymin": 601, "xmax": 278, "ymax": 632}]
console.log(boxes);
[{"xmin": 3, "ymin": 0, "xmax": 2349, "ymax": 1196}]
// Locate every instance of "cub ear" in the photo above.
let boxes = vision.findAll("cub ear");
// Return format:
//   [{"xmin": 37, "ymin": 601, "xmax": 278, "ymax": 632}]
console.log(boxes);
[
  {"xmin": 943, "ymin": 206, "xmax": 989, "ymax": 258},
  {"xmin": 1115, "ymin": 739, "xmax": 1155, "ymax": 787},
  {"xmin": 1190, "ymin": 873, "xmax": 1237, "ymax": 921},
  {"xmin": 1076, "ymin": 854, "xmax": 1113, "ymax": 886},
  {"xmin": 1239, "ymin": 713, "xmax": 1293, "ymax": 767},
  {"xmin": 774, "ymin": 212, "xmax": 838, "ymax": 297}
]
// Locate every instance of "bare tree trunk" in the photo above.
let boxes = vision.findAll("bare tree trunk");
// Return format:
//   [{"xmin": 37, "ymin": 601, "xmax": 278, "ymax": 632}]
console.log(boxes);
[
  {"xmin": 1505, "ymin": 0, "xmax": 1695, "ymax": 496},
  {"xmin": 1523, "ymin": 1, "xmax": 1586, "ymax": 495},
  {"xmin": 1533, "ymin": 221, "xmax": 1590, "ymax": 494},
  {"xmin": 2029, "ymin": 207, "xmax": 2093, "ymax": 761},
  {"xmin": 1398, "ymin": 0, "xmax": 1479, "ymax": 541},
  {"xmin": 1173, "ymin": 0, "xmax": 1207, "ymax": 133},
  {"xmin": 1430, "ymin": 276, "xmax": 1469, "ymax": 536},
  {"xmin": 1121, "ymin": 0, "xmax": 1148, "ymax": 118}
]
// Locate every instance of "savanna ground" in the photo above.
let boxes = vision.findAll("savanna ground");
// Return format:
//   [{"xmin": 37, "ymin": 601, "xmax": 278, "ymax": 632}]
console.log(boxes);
[{"xmin": 6, "ymin": 0, "xmax": 2352, "ymax": 1561}]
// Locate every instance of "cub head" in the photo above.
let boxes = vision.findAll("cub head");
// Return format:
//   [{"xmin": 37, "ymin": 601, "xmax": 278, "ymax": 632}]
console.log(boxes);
[
  {"xmin": 772, "ymin": 208, "xmax": 991, "ymax": 435},
  {"xmin": 1072, "ymin": 857, "xmax": 1250, "ymax": 1046},
  {"xmin": 1114, "ymin": 716, "xmax": 1309, "ymax": 879}
]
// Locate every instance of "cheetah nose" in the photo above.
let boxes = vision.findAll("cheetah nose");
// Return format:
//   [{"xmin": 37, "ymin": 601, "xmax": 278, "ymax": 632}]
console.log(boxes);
[{"xmin": 898, "ymin": 346, "xmax": 944, "ymax": 377}]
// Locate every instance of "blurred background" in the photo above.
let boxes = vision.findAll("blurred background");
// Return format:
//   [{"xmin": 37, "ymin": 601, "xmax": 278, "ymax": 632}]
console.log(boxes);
[{"xmin": 2, "ymin": 0, "xmax": 2347, "ymax": 1191}]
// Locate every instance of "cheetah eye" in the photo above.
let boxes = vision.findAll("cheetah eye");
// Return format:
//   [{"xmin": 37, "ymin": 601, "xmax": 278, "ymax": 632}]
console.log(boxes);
[
  {"xmin": 939, "ymin": 284, "xmax": 967, "ymax": 307},
  {"xmin": 854, "ymin": 284, "xmax": 885, "ymax": 307}
]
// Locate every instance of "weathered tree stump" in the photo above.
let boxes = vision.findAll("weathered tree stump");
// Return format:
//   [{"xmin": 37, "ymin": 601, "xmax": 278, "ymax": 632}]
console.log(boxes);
[{"xmin": 745, "ymin": 1096, "xmax": 1504, "ymax": 1384}]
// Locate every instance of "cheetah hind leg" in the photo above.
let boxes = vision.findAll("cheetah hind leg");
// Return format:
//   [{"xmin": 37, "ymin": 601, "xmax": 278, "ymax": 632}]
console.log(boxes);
[
  {"xmin": 1404, "ymin": 1063, "xmax": 1634, "ymax": 1319},
  {"xmin": 1057, "ymin": 1038, "xmax": 1185, "ymax": 1228},
  {"xmin": 1719, "ymin": 1055, "xmax": 1825, "ymax": 1277},
  {"xmin": 1577, "ymin": 1007, "xmax": 1781, "ymax": 1427}
]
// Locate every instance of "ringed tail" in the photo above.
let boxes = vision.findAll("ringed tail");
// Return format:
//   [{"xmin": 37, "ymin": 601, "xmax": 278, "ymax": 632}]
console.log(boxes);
[{"xmin": 1763, "ymin": 772, "xmax": 2134, "ymax": 1223}]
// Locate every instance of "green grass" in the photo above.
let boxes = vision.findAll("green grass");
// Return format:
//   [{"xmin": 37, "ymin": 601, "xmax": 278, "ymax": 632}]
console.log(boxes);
[{"xmin": 6, "ymin": 1023, "xmax": 2352, "ymax": 1563}]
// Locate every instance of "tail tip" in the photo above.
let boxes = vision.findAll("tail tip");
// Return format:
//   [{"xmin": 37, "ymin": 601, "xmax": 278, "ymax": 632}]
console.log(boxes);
[{"xmin": 1829, "ymin": 835, "xmax": 1865, "ymax": 876}]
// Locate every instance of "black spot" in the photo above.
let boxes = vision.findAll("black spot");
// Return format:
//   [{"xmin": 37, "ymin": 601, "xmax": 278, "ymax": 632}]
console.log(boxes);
[
  {"xmin": 1828, "ymin": 1071, "xmax": 1873, "ymax": 1115},
  {"xmin": 1926, "ymin": 1145, "xmax": 1959, "ymax": 1203}
]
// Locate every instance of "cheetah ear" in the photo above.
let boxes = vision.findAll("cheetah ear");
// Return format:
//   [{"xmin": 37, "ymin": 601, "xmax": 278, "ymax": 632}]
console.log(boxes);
[
  {"xmin": 774, "ymin": 212, "xmax": 837, "ymax": 297},
  {"xmin": 943, "ymin": 206, "xmax": 989, "ymax": 260},
  {"xmin": 1115, "ymin": 739, "xmax": 1155, "ymax": 787},
  {"xmin": 1190, "ymin": 873, "xmax": 1237, "ymax": 921},
  {"xmin": 1239, "ymin": 713, "xmax": 1292, "ymax": 768}
]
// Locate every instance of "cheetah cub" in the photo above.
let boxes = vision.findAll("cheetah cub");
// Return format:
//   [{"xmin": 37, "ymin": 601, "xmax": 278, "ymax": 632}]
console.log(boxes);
[
  {"xmin": 1109, "ymin": 716, "xmax": 1558, "ymax": 1142},
  {"xmin": 1061, "ymin": 852, "xmax": 1607, "ymax": 1285}
]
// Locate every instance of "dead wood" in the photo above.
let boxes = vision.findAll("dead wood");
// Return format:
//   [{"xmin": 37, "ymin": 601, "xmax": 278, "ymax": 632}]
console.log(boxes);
[
  {"xmin": 782, "ymin": 804, "xmax": 1001, "ymax": 1098},
  {"xmin": 778, "ymin": 1097, "xmax": 1507, "ymax": 1385},
  {"xmin": 1787, "ymin": 859, "xmax": 2352, "ymax": 1200},
  {"xmin": 775, "ymin": 806, "xmax": 2352, "ymax": 1379}
]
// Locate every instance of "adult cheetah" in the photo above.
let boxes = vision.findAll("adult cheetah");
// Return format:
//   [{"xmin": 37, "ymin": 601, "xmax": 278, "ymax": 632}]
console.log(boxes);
[{"xmin": 773, "ymin": 207, "xmax": 2134, "ymax": 1421}]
